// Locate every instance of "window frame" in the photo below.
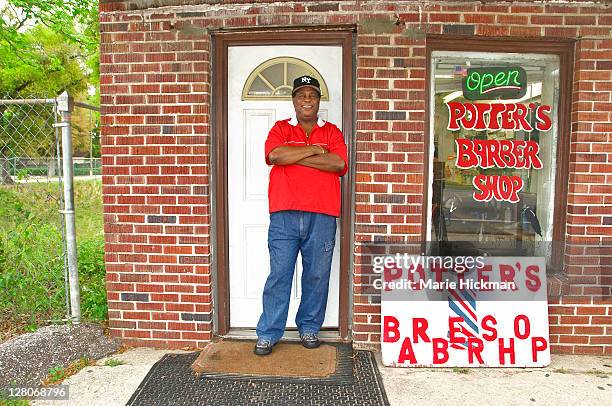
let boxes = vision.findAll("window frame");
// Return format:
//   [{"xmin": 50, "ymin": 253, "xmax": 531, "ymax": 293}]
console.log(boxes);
[
  {"xmin": 241, "ymin": 56, "xmax": 330, "ymax": 101},
  {"xmin": 424, "ymin": 36, "xmax": 574, "ymax": 272}
]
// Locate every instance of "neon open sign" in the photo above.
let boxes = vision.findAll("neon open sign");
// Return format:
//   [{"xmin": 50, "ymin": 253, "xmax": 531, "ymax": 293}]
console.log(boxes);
[{"xmin": 462, "ymin": 67, "xmax": 527, "ymax": 100}]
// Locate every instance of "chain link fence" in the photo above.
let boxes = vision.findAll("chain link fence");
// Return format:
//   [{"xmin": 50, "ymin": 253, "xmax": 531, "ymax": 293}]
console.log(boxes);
[
  {"xmin": 2, "ymin": 157, "xmax": 101, "ymax": 179},
  {"xmin": 0, "ymin": 94, "xmax": 101, "ymax": 340}
]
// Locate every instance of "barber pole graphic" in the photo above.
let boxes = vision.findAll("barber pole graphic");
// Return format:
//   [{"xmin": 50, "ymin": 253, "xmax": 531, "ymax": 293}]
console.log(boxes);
[{"xmin": 447, "ymin": 287, "xmax": 479, "ymax": 350}]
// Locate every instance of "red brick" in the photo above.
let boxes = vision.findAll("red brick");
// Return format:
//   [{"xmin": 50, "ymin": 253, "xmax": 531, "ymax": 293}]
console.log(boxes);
[
  {"xmin": 565, "ymin": 15, "xmax": 597, "ymax": 25},
  {"xmin": 574, "ymin": 326, "xmax": 604, "ymax": 335},
  {"xmin": 463, "ymin": 14, "xmax": 495, "ymax": 24},
  {"xmin": 545, "ymin": 27, "xmax": 578, "ymax": 38},
  {"xmin": 123, "ymin": 311, "xmax": 151, "ymax": 320},
  {"xmin": 558, "ymin": 335, "xmax": 589, "ymax": 344},
  {"xmin": 576, "ymin": 306, "xmax": 608, "ymax": 315},
  {"xmin": 166, "ymin": 303, "xmax": 194, "ymax": 312},
  {"xmin": 560, "ymin": 316, "xmax": 590, "ymax": 324},
  {"xmin": 550, "ymin": 344, "xmax": 574, "ymax": 354},
  {"xmin": 549, "ymin": 325, "xmax": 573, "ymax": 335},
  {"xmin": 168, "ymin": 322, "xmax": 196, "ymax": 331},
  {"xmin": 592, "ymin": 316, "xmax": 612, "ymax": 324},
  {"xmin": 549, "ymin": 305, "xmax": 576, "ymax": 315},
  {"xmin": 509, "ymin": 26, "xmax": 542, "ymax": 37},
  {"xmin": 428, "ymin": 13, "xmax": 460, "ymax": 23},
  {"xmin": 573, "ymin": 345, "xmax": 605, "ymax": 355},
  {"xmin": 497, "ymin": 15, "xmax": 528, "ymax": 25},
  {"xmin": 590, "ymin": 336, "xmax": 612, "ymax": 345},
  {"xmin": 476, "ymin": 25, "xmax": 509, "ymax": 36},
  {"xmin": 511, "ymin": 5, "xmax": 544, "ymax": 13},
  {"xmin": 182, "ymin": 331, "xmax": 212, "ymax": 341}
]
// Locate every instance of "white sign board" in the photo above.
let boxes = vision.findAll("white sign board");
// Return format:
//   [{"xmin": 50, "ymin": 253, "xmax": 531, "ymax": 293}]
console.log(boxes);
[{"xmin": 379, "ymin": 256, "xmax": 550, "ymax": 367}]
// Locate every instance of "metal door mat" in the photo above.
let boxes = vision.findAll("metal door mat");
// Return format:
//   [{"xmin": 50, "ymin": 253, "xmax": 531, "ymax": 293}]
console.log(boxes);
[
  {"xmin": 191, "ymin": 340, "xmax": 339, "ymax": 379},
  {"xmin": 126, "ymin": 348, "xmax": 390, "ymax": 406}
]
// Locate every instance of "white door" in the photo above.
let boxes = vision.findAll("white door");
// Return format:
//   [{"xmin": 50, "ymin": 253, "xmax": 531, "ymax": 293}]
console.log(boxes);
[{"xmin": 228, "ymin": 45, "xmax": 343, "ymax": 329}]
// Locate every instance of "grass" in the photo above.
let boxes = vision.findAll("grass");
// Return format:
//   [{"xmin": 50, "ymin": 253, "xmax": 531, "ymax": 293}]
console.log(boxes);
[
  {"xmin": 452, "ymin": 367, "xmax": 470, "ymax": 374},
  {"xmin": 43, "ymin": 357, "xmax": 95, "ymax": 385},
  {"xmin": 103, "ymin": 358, "xmax": 126, "ymax": 367},
  {"xmin": 0, "ymin": 179, "xmax": 106, "ymax": 341},
  {"xmin": 0, "ymin": 397, "xmax": 30, "ymax": 406}
]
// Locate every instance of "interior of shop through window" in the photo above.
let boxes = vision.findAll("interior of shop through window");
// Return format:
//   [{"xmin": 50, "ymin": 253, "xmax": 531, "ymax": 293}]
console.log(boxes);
[{"xmin": 428, "ymin": 51, "xmax": 560, "ymax": 260}]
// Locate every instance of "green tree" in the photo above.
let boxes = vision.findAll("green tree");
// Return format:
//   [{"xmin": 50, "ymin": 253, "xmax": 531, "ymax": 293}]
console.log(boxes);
[
  {"xmin": 0, "ymin": 0, "xmax": 99, "ymax": 98},
  {"xmin": 0, "ymin": 1, "xmax": 100, "ymax": 183},
  {"xmin": 0, "ymin": 25, "xmax": 89, "ymax": 97}
]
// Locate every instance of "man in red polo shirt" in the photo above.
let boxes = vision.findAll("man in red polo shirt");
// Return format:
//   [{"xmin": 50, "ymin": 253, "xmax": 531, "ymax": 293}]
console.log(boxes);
[{"xmin": 254, "ymin": 75, "xmax": 348, "ymax": 355}]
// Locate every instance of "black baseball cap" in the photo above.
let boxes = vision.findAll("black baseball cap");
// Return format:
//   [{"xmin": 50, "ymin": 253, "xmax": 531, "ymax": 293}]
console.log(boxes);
[{"xmin": 292, "ymin": 75, "xmax": 321, "ymax": 97}]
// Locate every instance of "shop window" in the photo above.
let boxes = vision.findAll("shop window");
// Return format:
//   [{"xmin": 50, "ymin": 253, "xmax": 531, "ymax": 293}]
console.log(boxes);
[
  {"xmin": 242, "ymin": 57, "xmax": 330, "ymax": 101},
  {"xmin": 428, "ymin": 51, "xmax": 561, "ymax": 260}
]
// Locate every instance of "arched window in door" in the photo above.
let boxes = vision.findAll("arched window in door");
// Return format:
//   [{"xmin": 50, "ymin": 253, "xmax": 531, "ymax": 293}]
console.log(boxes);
[{"xmin": 241, "ymin": 57, "xmax": 330, "ymax": 101}]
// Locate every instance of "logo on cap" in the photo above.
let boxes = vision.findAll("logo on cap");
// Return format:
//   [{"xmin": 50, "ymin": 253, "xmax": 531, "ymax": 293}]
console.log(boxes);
[{"xmin": 292, "ymin": 75, "xmax": 321, "ymax": 97}]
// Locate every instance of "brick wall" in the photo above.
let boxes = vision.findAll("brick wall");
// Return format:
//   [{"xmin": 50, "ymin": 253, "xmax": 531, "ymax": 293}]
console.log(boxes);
[{"xmin": 99, "ymin": 0, "xmax": 611, "ymax": 354}]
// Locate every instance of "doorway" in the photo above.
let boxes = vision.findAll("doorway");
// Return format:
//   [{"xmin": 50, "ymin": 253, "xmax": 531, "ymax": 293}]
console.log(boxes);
[{"xmin": 212, "ymin": 30, "xmax": 354, "ymax": 339}]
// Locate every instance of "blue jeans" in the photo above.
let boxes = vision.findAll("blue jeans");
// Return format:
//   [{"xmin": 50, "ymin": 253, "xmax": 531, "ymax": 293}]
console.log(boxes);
[{"xmin": 256, "ymin": 210, "xmax": 336, "ymax": 343}]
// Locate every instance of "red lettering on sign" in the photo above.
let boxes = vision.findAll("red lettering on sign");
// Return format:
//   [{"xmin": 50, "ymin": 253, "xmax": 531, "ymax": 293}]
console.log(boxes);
[
  {"xmin": 472, "ymin": 175, "xmax": 524, "ymax": 203},
  {"xmin": 525, "ymin": 265, "xmax": 542, "ymax": 292},
  {"xmin": 535, "ymin": 105, "xmax": 552, "ymax": 131},
  {"xmin": 477, "ymin": 265, "xmax": 493, "ymax": 291},
  {"xmin": 531, "ymin": 337, "xmax": 548, "ymax": 362},
  {"xmin": 383, "ymin": 316, "xmax": 400, "ymax": 343},
  {"xmin": 512, "ymin": 103, "xmax": 532, "ymax": 131},
  {"xmin": 383, "ymin": 262, "xmax": 402, "ymax": 291},
  {"xmin": 463, "ymin": 103, "xmax": 478, "ymax": 129},
  {"xmin": 499, "ymin": 140, "xmax": 517, "ymax": 167},
  {"xmin": 455, "ymin": 139, "xmax": 542, "ymax": 170},
  {"xmin": 407, "ymin": 264, "xmax": 425, "ymax": 286},
  {"xmin": 514, "ymin": 315, "xmax": 531, "ymax": 339},
  {"xmin": 447, "ymin": 101, "xmax": 465, "ymax": 131},
  {"xmin": 489, "ymin": 103, "xmax": 505, "ymax": 130},
  {"xmin": 446, "ymin": 102, "xmax": 552, "ymax": 132},
  {"xmin": 521, "ymin": 141, "xmax": 543, "ymax": 169},
  {"xmin": 398, "ymin": 337, "xmax": 417, "ymax": 364},
  {"xmin": 481, "ymin": 315, "xmax": 498, "ymax": 341},
  {"xmin": 448, "ymin": 317, "xmax": 464, "ymax": 344},
  {"xmin": 473, "ymin": 103, "xmax": 492, "ymax": 130},
  {"xmin": 412, "ymin": 318, "xmax": 430, "ymax": 343},
  {"xmin": 456, "ymin": 139, "xmax": 479, "ymax": 168},
  {"xmin": 432, "ymin": 338, "xmax": 449, "ymax": 365},
  {"xmin": 498, "ymin": 338, "xmax": 516, "ymax": 365},
  {"xmin": 467, "ymin": 338, "xmax": 484, "ymax": 364},
  {"xmin": 500, "ymin": 103, "xmax": 516, "ymax": 130},
  {"xmin": 499, "ymin": 264, "xmax": 518, "ymax": 291}
]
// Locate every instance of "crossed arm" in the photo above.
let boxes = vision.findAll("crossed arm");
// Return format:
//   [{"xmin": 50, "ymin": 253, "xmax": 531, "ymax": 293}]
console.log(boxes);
[{"xmin": 267, "ymin": 145, "xmax": 345, "ymax": 173}]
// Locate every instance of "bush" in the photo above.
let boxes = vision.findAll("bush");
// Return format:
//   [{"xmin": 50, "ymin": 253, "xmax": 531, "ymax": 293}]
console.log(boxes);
[
  {"xmin": 78, "ymin": 235, "xmax": 107, "ymax": 321},
  {"xmin": 0, "ymin": 180, "xmax": 107, "ymax": 338},
  {"xmin": 0, "ymin": 187, "xmax": 65, "ymax": 328}
]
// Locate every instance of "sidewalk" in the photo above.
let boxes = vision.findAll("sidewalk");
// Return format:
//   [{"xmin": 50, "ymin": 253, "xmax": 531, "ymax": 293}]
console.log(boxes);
[
  {"xmin": 31, "ymin": 348, "xmax": 611, "ymax": 406},
  {"xmin": 377, "ymin": 353, "xmax": 611, "ymax": 406},
  {"xmin": 31, "ymin": 348, "xmax": 190, "ymax": 406}
]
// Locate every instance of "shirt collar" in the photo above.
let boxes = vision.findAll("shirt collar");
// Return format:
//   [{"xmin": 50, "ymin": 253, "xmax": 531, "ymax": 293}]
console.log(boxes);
[{"xmin": 288, "ymin": 114, "xmax": 326, "ymax": 128}]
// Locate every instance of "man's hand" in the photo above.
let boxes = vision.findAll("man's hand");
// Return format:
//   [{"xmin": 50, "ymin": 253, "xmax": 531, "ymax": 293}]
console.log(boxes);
[
  {"xmin": 268, "ymin": 145, "xmax": 344, "ymax": 174},
  {"xmin": 267, "ymin": 145, "xmax": 324, "ymax": 165},
  {"xmin": 295, "ymin": 153, "xmax": 345, "ymax": 174}
]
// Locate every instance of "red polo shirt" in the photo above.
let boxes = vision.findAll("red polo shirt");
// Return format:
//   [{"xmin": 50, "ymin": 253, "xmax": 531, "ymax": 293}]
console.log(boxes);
[{"xmin": 264, "ymin": 117, "xmax": 348, "ymax": 217}]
